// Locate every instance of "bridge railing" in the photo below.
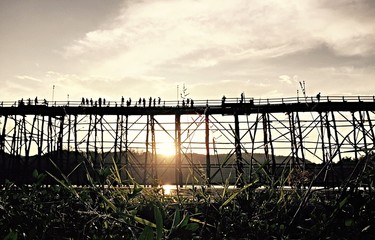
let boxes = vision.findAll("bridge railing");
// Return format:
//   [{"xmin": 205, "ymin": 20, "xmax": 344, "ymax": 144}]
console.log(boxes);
[{"xmin": 1, "ymin": 95, "xmax": 374, "ymax": 108}]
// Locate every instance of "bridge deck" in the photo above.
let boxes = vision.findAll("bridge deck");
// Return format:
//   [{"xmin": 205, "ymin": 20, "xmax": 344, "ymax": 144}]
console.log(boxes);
[{"xmin": 1, "ymin": 95, "xmax": 374, "ymax": 116}]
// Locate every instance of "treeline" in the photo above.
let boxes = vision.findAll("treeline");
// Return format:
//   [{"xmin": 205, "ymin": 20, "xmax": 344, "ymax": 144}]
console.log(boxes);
[{"xmin": 0, "ymin": 150, "xmax": 374, "ymax": 187}]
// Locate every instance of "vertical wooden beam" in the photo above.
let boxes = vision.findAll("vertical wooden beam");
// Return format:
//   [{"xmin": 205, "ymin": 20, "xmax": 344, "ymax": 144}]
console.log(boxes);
[
  {"xmin": 324, "ymin": 112, "xmax": 333, "ymax": 185},
  {"xmin": 249, "ymin": 114, "xmax": 260, "ymax": 183},
  {"xmin": 119, "ymin": 115, "xmax": 124, "ymax": 177},
  {"xmin": 331, "ymin": 111, "xmax": 342, "ymax": 162},
  {"xmin": 74, "ymin": 115, "xmax": 78, "ymax": 164},
  {"xmin": 94, "ymin": 114, "xmax": 98, "ymax": 166},
  {"xmin": 11, "ymin": 116, "xmax": 18, "ymax": 156},
  {"xmin": 175, "ymin": 114, "xmax": 183, "ymax": 187},
  {"xmin": 151, "ymin": 115, "xmax": 157, "ymax": 182},
  {"xmin": 48, "ymin": 116, "xmax": 52, "ymax": 158},
  {"xmin": 144, "ymin": 115, "xmax": 149, "ymax": 186},
  {"xmin": 366, "ymin": 111, "xmax": 375, "ymax": 146},
  {"xmin": 296, "ymin": 112, "xmax": 306, "ymax": 169},
  {"xmin": 26, "ymin": 115, "xmax": 37, "ymax": 163},
  {"xmin": 22, "ymin": 115, "xmax": 27, "ymax": 160},
  {"xmin": 0, "ymin": 116, "xmax": 8, "ymax": 168},
  {"xmin": 288, "ymin": 112, "xmax": 296, "ymax": 167},
  {"xmin": 1, "ymin": 116, "xmax": 8, "ymax": 154},
  {"xmin": 359, "ymin": 111, "xmax": 368, "ymax": 156},
  {"xmin": 352, "ymin": 112, "xmax": 358, "ymax": 161},
  {"xmin": 58, "ymin": 116, "xmax": 65, "ymax": 168},
  {"xmin": 100, "ymin": 115, "xmax": 104, "ymax": 162},
  {"xmin": 319, "ymin": 112, "xmax": 326, "ymax": 164},
  {"xmin": 124, "ymin": 115, "xmax": 129, "ymax": 181},
  {"xmin": 86, "ymin": 115, "xmax": 92, "ymax": 162},
  {"xmin": 114, "ymin": 115, "xmax": 119, "ymax": 166},
  {"xmin": 266, "ymin": 113, "xmax": 276, "ymax": 178},
  {"xmin": 205, "ymin": 114, "xmax": 211, "ymax": 185},
  {"xmin": 234, "ymin": 113, "xmax": 244, "ymax": 187},
  {"xmin": 38, "ymin": 116, "xmax": 45, "ymax": 168},
  {"xmin": 67, "ymin": 114, "xmax": 71, "ymax": 165}
]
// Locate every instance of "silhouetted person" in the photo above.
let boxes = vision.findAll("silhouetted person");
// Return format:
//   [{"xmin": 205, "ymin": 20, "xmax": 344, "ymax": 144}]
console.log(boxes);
[
  {"xmin": 35, "ymin": 97, "xmax": 38, "ymax": 105},
  {"xmin": 153, "ymin": 98, "xmax": 156, "ymax": 107},
  {"xmin": 186, "ymin": 98, "xmax": 190, "ymax": 106},
  {"xmin": 149, "ymin": 97, "xmax": 152, "ymax": 107},
  {"xmin": 240, "ymin": 93, "xmax": 244, "ymax": 103},
  {"xmin": 81, "ymin": 97, "xmax": 85, "ymax": 105},
  {"xmin": 90, "ymin": 98, "xmax": 93, "ymax": 106},
  {"xmin": 103, "ymin": 98, "xmax": 106, "ymax": 106},
  {"xmin": 222, "ymin": 95, "xmax": 226, "ymax": 105},
  {"xmin": 98, "ymin": 98, "xmax": 102, "ymax": 107},
  {"xmin": 158, "ymin": 97, "xmax": 161, "ymax": 105},
  {"xmin": 191, "ymin": 99, "xmax": 194, "ymax": 108},
  {"xmin": 316, "ymin": 92, "xmax": 321, "ymax": 102},
  {"xmin": 182, "ymin": 99, "xmax": 185, "ymax": 107},
  {"xmin": 143, "ymin": 98, "xmax": 146, "ymax": 107},
  {"xmin": 138, "ymin": 98, "xmax": 142, "ymax": 105}
]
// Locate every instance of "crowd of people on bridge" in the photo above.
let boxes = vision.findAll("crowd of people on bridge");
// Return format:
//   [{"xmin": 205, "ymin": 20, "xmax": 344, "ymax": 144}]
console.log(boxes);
[{"xmin": 79, "ymin": 96, "xmax": 195, "ymax": 108}]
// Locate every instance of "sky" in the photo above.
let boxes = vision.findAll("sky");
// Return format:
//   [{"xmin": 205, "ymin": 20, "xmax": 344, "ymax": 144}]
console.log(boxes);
[{"xmin": 1, "ymin": 0, "xmax": 375, "ymax": 102}]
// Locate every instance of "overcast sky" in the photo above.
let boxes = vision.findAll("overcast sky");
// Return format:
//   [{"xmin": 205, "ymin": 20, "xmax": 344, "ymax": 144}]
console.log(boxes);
[{"xmin": 1, "ymin": 0, "xmax": 374, "ymax": 102}]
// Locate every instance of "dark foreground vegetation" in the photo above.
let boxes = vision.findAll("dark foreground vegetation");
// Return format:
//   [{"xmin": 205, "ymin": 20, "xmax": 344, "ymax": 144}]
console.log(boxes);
[{"xmin": 1, "ymin": 155, "xmax": 375, "ymax": 239}]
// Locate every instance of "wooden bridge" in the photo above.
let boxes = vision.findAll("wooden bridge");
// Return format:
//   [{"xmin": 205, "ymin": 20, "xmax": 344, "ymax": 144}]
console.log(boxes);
[{"xmin": 0, "ymin": 95, "xmax": 374, "ymax": 186}]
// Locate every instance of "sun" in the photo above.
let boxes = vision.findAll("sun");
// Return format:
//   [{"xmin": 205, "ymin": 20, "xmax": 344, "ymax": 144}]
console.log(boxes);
[{"xmin": 157, "ymin": 141, "xmax": 176, "ymax": 156}]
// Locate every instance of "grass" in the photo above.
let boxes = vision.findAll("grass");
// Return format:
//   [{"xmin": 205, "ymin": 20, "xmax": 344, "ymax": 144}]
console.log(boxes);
[{"xmin": 0, "ymin": 156, "xmax": 375, "ymax": 239}]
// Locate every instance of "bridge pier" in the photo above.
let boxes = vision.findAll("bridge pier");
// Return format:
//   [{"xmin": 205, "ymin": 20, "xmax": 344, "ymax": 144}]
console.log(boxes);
[{"xmin": 175, "ymin": 114, "xmax": 183, "ymax": 187}]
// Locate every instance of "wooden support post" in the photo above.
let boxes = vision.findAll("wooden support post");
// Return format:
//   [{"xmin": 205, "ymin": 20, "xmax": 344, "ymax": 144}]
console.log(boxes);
[
  {"xmin": 124, "ymin": 115, "xmax": 129, "ymax": 181},
  {"xmin": 249, "ymin": 114, "xmax": 260, "ymax": 183},
  {"xmin": 331, "ymin": 111, "xmax": 342, "ymax": 162},
  {"xmin": 151, "ymin": 115, "xmax": 157, "ymax": 183},
  {"xmin": 352, "ymin": 112, "xmax": 358, "ymax": 161},
  {"xmin": 94, "ymin": 114, "xmax": 98, "ymax": 165},
  {"xmin": 100, "ymin": 115, "xmax": 104, "ymax": 162},
  {"xmin": 86, "ymin": 115, "xmax": 92, "ymax": 161},
  {"xmin": 366, "ymin": 111, "xmax": 375, "ymax": 146},
  {"xmin": 1, "ymin": 116, "xmax": 8, "ymax": 153},
  {"xmin": 39, "ymin": 116, "xmax": 45, "ymax": 164},
  {"xmin": 319, "ymin": 112, "xmax": 326, "ymax": 164},
  {"xmin": 234, "ymin": 113, "xmax": 244, "ymax": 187},
  {"xmin": 48, "ymin": 116, "xmax": 52, "ymax": 158},
  {"xmin": 119, "ymin": 115, "xmax": 124, "ymax": 177},
  {"xmin": 144, "ymin": 115, "xmax": 149, "ymax": 186},
  {"xmin": 175, "ymin": 114, "xmax": 183, "ymax": 187},
  {"xmin": 58, "ymin": 116, "xmax": 64, "ymax": 165},
  {"xmin": 0, "ymin": 116, "xmax": 8, "ymax": 166},
  {"xmin": 266, "ymin": 113, "xmax": 276, "ymax": 178},
  {"xmin": 67, "ymin": 114, "xmax": 71, "ymax": 165},
  {"xmin": 359, "ymin": 111, "xmax": 368, "ymax": 155},
  {"xmin": 296, "ymin": 112, "xmax": 306, "ymax": 169},
  {"xmin": 324, "ymin": 112, "xmax": 333, "ymax": 185},
  {"xmin": 262, "ymin": 113, "xmax": 270, "ymax": 171},
  {"xmin": 74, "ymin": 115, "xmax": 78, "ymax": 163},
  {"xmin": 26, "ymin": 115, "xmax": 37, "ymax": 163},
  {"xmin": 22, "ymin": 115, "xmax": 27, "ymax": 160},
  {"xmin": 325, "ymin": 112, "xmax": 333, "ymax": 160},
  {"xmin": 114, "ymin": 115, "xmax": 119, "ymax": 165},
  {"xmin": 205, "ymin": 114, "xmax": 211, "ymax": 185},
  {"xmin": 11, "ymin": 116, "xmax": 18, "ymax": 156}
]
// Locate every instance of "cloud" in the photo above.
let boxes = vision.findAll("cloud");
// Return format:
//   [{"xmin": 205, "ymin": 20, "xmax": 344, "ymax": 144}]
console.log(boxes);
[
  {"xmin": 60, "ymin": 0, "xmax": 375, "ymax": 84},
  {"xmin": 16, "ymin": 75, "xmax": 43, "ymax": 82}
]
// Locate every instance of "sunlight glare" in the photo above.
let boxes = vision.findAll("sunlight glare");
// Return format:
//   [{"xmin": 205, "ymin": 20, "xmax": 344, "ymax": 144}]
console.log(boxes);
[
  {"xmin": 157, "ymin": 141, "xmax": 176, "ymax": 156},
  {"xmin": 162, "ymin": 184, "xmax": 174, "ymax": 195}
]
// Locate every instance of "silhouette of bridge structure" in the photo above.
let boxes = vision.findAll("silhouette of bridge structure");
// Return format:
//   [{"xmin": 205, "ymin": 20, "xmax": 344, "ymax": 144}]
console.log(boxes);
[{"xmin": 0, "ymin": 95, "xmax": 374, "ymax": 187}]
